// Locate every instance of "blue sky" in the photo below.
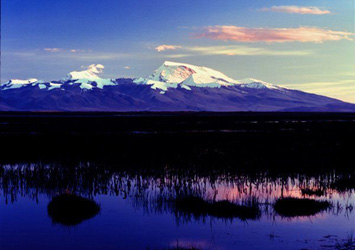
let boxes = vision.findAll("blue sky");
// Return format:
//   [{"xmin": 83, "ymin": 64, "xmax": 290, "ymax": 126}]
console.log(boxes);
[{"xmin": 2, "ymin": 0, "xmax": 355, "ymax": 102}]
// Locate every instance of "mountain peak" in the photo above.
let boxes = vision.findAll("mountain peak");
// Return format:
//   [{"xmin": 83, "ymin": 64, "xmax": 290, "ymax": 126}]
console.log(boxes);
[
  {"xmin": 134, "ymin": 61, "xmax": 289, "ymax": 91},
  {"xmin": 144, "ymin": 61, "xmax": 239, "ymax": 88},
  {"xmin": 67, "ymin": 64, "xmax": 105, "ymax": 80},
  {"xmin": 162, "ymin": 61, "xmax": 187, "ymax": 66}
]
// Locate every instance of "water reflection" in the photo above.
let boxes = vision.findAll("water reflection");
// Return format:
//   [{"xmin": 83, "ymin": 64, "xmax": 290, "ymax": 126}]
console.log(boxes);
[
  {"xmin": 1, "ymin": 114, "xmax": 354, "ymax": 249},
  {"xmin": 1, "ymin": 162, "xmax": 353, "ymax": 224}
]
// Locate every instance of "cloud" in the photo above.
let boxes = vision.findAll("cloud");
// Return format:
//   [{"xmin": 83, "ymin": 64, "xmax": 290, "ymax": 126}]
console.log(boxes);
[
  {"xmin": 70, "ymin": 49, "xmax": 85, "ymax": 53},
  {"xmin": 44, "ymin": 48, "xmax": 63, "ymax": 53},
  {"xmin": 162, "ymin": 45, "xmax": 311, "ymax": 58},
  {"xmin": 155, "ymin": 45, "xmax": 182, "ymax": 52},
  {"xmin": 44, "ymin": 48, "xmax": 85, "ymax": 53},
  {"xmin": 194, "ymin": 26, "xmax": 354, "ymax": 43},
  {"xmin": 286, "ymin": 80, "xmax": 355, "ymax": 88},
  {"xmin": 68, "ymin": 53, "xmax": 130, "ymax": 61},
  {"xmin": 124, "ymin": 66, "xmax": 130, "ymax": 69},
  {"xmin": 285, "ymin": 79, "xmax": 355, "ymax": 103},
  {"xmin": 186, "ymin": 45, "xmax": 311, "ymax": 56},
  {"xmin": 41, "ymin": 51, "xmax": 130, "ymax": 61},
  {"xmin": 259, "ymin": 6, "xmax": 330, "ymax": 15},
  {"xmin": 166, "ymin": 54, "xmax": 192, "ymax": 58}
]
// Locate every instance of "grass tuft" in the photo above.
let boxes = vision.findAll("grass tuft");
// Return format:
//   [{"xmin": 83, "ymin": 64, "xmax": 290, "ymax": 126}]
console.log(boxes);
[
  {"xmin": 47, "ymin": 193, "xmax": 100, "ymax": 226},
  {"xmin": 274, "ymin": 197, "xmax": 330, "ymax": 217}
]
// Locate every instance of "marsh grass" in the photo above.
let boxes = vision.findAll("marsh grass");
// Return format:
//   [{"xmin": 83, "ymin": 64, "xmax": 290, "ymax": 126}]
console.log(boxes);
[
  {"xmin": 301, "ymin": 188, "xmax": 325, "ymax": 197},
  {"xmin": 331, "ymin": 176, "xmax": 355, "ymax": 192},
  {"xmin": 175, "ymin": 196, "xmax": 261, "ymax": 220},
  {"xmin": 274, "ymin": 197, "xmax": 331, "ymax": 217},
  {"xmin": 1, "ymin": 162, "xmax": 353, "ymax": 222},
  {"xmin": 47, "ymin": 193, "xmax": 100, "ymax": 226}
]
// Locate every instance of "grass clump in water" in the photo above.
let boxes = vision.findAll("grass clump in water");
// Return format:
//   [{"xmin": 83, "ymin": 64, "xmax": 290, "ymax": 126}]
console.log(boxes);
[
  {"xmin": 47, "ymin": 193, "xmax": 100, "ymax": 226},
  {"xmin": 301, "ymin": 188, "xmax": 325, "ymax": 197},
  {"xmin": 175, "ymin": 196, "xmax": 260, "ymax": 220},
  {"xmin": 274, "ymin": 197, "xmax": 330, "ymax": 217}
]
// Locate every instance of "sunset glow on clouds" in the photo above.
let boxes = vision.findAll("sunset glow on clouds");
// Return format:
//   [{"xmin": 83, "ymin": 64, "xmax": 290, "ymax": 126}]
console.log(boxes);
[
  {"xmin": 155, "ymin": 45, "xmax": 182, "ymax": 52},
  {"xmin": 194, "ymin": 26, "xmax": 354, "ymax": 43},
  {"xmin": 3, "ymin": 0, "xmax": 354, "ymax": 103},
  {"xmin": 259, "ymin": 6, "xmax": 330, "ymax": 15},
  {"xmin": 161, "ymin": 45, "xmax": 311, "ymax": 57}
]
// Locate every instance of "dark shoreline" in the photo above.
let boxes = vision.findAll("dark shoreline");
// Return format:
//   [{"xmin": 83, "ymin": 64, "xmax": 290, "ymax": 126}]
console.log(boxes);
[
  {"xmin": 0, "ymin": 112, "xmax": 354, "ymax": 172},
  {"xmin": 1, "ymin": 112, "xmax": 354, "ymax": 134},
  {"xmin": 1, "ymin": 111, "xmax": 355, "ymax": 117}
]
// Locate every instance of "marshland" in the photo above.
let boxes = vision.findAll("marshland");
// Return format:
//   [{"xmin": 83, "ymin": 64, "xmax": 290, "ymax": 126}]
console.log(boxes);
[{"xmin": 0, "ymin": 112, "xmax": 354, "ymax": 250}]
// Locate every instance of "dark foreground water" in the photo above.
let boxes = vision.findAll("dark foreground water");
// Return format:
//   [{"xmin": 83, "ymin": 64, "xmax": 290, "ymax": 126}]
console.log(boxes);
[{"xmin": 0, "ymin": 113, "xmax": 354, "ymax": 250}]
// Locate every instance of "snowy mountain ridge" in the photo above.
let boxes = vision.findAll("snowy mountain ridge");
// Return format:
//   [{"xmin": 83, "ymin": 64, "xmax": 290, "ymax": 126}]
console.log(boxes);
[
  {"xmin": 1, "ymin": 61, "xmax": 354, "ymax": 112},
  {"xmin": 1, "ymin": 61, "xmax": 283, "ymax": 92},
  {"xmin": 134, "ymin": 61, "xmax": 283, "ymax": 91}
]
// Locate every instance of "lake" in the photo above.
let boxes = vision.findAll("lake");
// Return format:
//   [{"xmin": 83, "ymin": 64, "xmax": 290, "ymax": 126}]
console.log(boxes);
[{"xmin": 0, "ymin": 113, "xmax": 354, "ymax": 250}]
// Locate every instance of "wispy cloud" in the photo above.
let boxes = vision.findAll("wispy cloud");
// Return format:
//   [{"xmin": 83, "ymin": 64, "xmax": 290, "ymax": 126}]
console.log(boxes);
[
  {"xmin": 285, "ymin": 79, "xmax": 355, "ymax": 103},
  {"xmin": 160, "ymin": 45, "xmax": 311, "ymax": 58},
  {"xmin": 184, "ymin": 45, "xmax": 311, "ymax": 56},
  {"xmin": 44, "ymin": 48, "xmax": 85, "ymax": 53},
  {"xmin": 193, "ymin": 26, "xmax": 353, "ymax": 43},
  {"xmin": 287, "ymin": 80, "xmax": 354, "ymax": 87},
  {"xmin": 165, "ymin": 54, "xmax": 192, "ymax": 58},
  {"xmin": 259, "ymin": 6, "xmax": 330, "ymax": 15},
  {"xmin": 44, "ymin": 48, "xmax": 63, "ymax": 53},
  {"xmin": 155, "ymin": 45, "xmax": 182, "ymax": 52},
  {"xmin": 5, "ymin": 50, "xmax": 131, "ymax": 62},
  {"xmin": 70, "ymin": 49, "xmax": 85, "ymax": 53},
  {"xmin": 65, "ymin": 53, "xmax": 130, "ymax": 61}
]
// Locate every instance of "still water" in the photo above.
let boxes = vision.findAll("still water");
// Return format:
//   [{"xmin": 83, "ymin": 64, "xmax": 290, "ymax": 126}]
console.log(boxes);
[
  {"xmin": 1, "ymin": 113, "xmax": 354, "ymax": 250},
  {"xmin": 1, "ymin": 163, "xmax": 354, "ymax": 250}
]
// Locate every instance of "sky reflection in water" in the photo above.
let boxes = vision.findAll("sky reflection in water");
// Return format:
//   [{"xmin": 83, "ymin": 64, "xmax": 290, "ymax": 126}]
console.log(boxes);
[{"xmin": 0, "ymin": 163, "xmax": 354, "ymax": 250}]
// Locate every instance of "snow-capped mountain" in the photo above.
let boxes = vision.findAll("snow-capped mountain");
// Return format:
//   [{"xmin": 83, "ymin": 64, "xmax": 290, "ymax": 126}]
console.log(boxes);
[
  {"xmin": 3, "ymin": 78, "xmax": 39, "ymax": 89},
  {"xmin": 134, "ymin": 61, "xmax": 240, "ymax": 89},
  {"xmin": 66, "ymin": 64, "xmax": 104, "ymax": 80},
  {"xmin": 134, "ymin": 61, "xmax": 282, "ymax": 91},
  {"xmin": 1, "ymin": 61, "xmax": 354, "ymax": 112}
]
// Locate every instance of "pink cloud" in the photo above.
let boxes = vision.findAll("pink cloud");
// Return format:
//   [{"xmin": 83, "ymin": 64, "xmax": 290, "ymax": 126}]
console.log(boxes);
[
  {"xmin": 194, "ymin": 26, "xmax": 353, "ymax": 43},
  {"xmin": 155, "ymin": 45, "xmax": 182, "ymax": 52},
  {"xmin": 259, "ymin": 6, "xmax": 330, "ymax": 15}
]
